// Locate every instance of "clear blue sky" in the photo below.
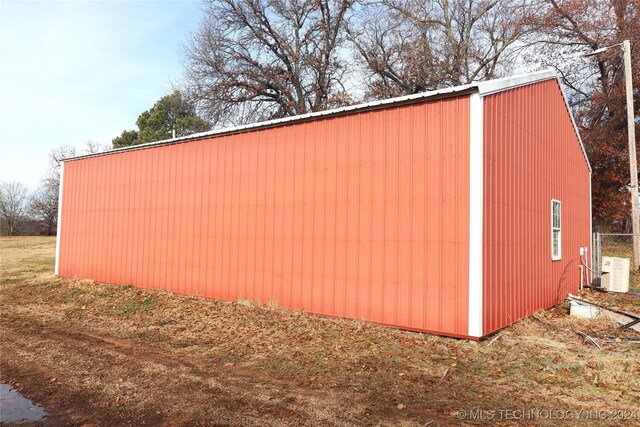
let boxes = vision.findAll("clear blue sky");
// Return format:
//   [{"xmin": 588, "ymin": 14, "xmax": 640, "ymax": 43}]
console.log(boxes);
[{"xmin": 0, "ymin": 0, "xmax": 203, "ymax": 188}]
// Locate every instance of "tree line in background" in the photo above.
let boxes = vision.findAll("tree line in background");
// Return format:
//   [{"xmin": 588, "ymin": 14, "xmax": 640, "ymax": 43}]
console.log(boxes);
[
  {"xmin": 0, "ymin": 90, "xmax": 213, "ymax": 235},
  {"xmin": 174, "ymin": 0, "xmax": 640, "ymax": 233},
  {"xmin": 0, "ymin": 91, "xmax": 212, "ymax": 235},
  {"xmin": 3, "ymin": 0, "xmax": 637, "ymax": 236},
  {"xmin": 0, "ymin": 144, "xmax": 107, "ymax": 236}
]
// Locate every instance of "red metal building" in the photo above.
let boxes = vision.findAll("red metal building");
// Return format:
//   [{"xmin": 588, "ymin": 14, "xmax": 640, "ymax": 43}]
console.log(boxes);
[{"xmin": 55, "ymin": 70, "xmax": 591, "ymax": 339}]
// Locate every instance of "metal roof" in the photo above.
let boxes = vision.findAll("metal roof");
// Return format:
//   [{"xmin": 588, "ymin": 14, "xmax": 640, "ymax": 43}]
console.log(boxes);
[{"xmin": 65, "ymin": 69, "xmax": 579, "ymax": 163}]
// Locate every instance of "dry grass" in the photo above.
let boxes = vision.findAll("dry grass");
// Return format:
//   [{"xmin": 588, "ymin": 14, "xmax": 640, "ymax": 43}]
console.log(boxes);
[{"xmin": 1, "ymin": 236, "xmax": 639, "ymax": 426}]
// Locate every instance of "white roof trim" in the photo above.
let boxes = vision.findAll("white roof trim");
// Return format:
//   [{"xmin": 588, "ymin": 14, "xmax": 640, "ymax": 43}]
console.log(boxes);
[
  {"xmin": 555, "ymin": 80, "xmax": 593, "ymax": 172},
  {"xmin": 477, "ymin": 69, "xmax": 557, "ymax": 95},
  {"xmin": 65, "ymin": 69, "xmax": 566, "ymax": 162},
  {"xmin": 472, "ymin": 69, "xmax": 591, "ymax": 173},
  {"xmin": 65, "ymin": 83, "xmax": 477, "ymax": 161}
]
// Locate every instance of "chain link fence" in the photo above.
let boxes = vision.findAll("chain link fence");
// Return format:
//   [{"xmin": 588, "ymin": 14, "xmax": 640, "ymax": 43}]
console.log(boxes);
[{"xmin": 592, "ymin": 233, "xmax": 640, "ymax": 291}]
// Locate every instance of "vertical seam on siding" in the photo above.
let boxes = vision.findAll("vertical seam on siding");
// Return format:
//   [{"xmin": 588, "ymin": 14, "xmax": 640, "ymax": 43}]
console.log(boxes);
[{"xmin": 468, "ymin": 93, "xmax": 484, "ymax": 337}]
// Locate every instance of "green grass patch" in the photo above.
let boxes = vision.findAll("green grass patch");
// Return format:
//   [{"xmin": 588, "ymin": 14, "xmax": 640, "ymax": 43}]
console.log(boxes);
[
  {"xmin": 64, "ymin": 287, "xmax": 89, "ymax": 303},
  {"xmin": 136, "ymin": 330, "xmax": 172, "ymax": 343},
  {"xmin": 117, "ymin": 297, "xmax": 156, "ymax": 316}
]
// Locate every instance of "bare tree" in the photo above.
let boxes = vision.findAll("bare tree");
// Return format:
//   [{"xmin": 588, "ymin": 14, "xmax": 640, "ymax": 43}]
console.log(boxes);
[
  {"xmin": 30, "ymin": 142, "xmax": 108, "ymax": 236},
  {"xmin": 43, "ymin": 145, "xmax": 77, "ymax": 192},
  {"xmin": 182, "ymin": 0, "xmax": 356, "ymax": 125},
  {"xmin": 348, "ymin": 0, "xmax": 538, "ymax": 98},
  {"xmin": 0, "ymin": 181, "xmax": 30, "ymax": 236},
  {"xmin": 522, "ymin": 0, "xmax": 639, "ymax": 230},
  {"xmin": 84, "ymin": 141, "xmax": 110, "ymax": 155},
  {"xmin": 29, "ymin": 186, "xmax": 58, "ymax": 236},
  {"xmin": 523, "ymin": 0, "xmax": 638, "ymax": 118}
]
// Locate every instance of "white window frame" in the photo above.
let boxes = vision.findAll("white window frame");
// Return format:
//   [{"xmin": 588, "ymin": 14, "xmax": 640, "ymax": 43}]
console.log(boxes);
[{"xmin": 551, "ymin": 199, "xmax": 562, "ymax": 261}]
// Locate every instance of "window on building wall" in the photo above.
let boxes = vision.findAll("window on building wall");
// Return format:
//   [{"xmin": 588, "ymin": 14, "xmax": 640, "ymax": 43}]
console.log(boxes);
[{"xmin": 551, "ymin": 199, "xmax": 561, "ymax": 260}]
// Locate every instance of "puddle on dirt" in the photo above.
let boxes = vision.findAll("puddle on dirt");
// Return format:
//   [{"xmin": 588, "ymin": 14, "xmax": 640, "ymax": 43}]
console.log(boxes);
[{"xmin": 0, "ymin": 384, "xmax": 48, "ymax": 424}]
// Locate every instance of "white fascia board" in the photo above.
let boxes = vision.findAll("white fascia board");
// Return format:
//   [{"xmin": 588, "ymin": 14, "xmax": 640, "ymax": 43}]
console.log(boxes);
[
  {"xmin": 468, "ymin": 93, "xmax": 484, "ymax": 338},
  {"xmin": 554, "ymin": 80, "xmax": 592, "ymax": 172},
  {"xmin": 54, "ymin": 161, "xmax": 65, "ymax": 276},
  {"xmin": 64, "ymin": 83, "xmax": 477, "ymax": 162},
  {"xmin": 477, "ymin": 69, "xmax": 557, "ymax": 96},
  {"xmin": 477, "ymin": 69, "xmax": 592, "ymax": 173}
]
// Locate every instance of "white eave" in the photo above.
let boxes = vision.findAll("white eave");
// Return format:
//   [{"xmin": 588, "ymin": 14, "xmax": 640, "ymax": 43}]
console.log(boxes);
[
  {"xmin": 64, "ymin": 82, "xmax": 477, "ymax": 161},
  {"xmin": 64, "ymin": 69, "xmax": 589, "ymax": 172},
  {"xmin": 476, "ymin": 69, "xmax": 591, "ymax": 173},
  {"xmin": 476, "ymin": 69, "xmax": 557, "ymax": 95}
]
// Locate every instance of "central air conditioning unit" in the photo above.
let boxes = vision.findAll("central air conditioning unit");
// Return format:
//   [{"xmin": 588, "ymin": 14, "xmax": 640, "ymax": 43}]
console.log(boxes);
[{"xmin": 601, "ymin": 256, "xmax": 630, "ymax": 293}]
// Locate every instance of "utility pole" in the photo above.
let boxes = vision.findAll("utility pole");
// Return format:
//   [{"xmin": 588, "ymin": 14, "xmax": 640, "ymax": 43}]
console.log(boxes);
[
  {"xmin": 622, "ymin": 40, "xmax": 639, "ymax": 271},
  {"xmin": 585, "ymin": 40, "xmax": 639, "ymax": 270}
]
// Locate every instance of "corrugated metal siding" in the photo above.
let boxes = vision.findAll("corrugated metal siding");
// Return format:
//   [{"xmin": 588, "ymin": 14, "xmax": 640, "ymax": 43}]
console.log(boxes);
[
  {"xmin": 58, "ymin": 96, "xmax": 471, "ymax": 337},
  {"xmin": 482, "ymin": 80, "xmax": 591, "ymax": 335}
]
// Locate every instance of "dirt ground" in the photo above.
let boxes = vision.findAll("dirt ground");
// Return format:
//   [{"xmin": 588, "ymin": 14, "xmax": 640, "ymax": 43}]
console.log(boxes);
[{"xmin": 1, "ymin": 237, "xmax": 639, "ymax": 426}]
